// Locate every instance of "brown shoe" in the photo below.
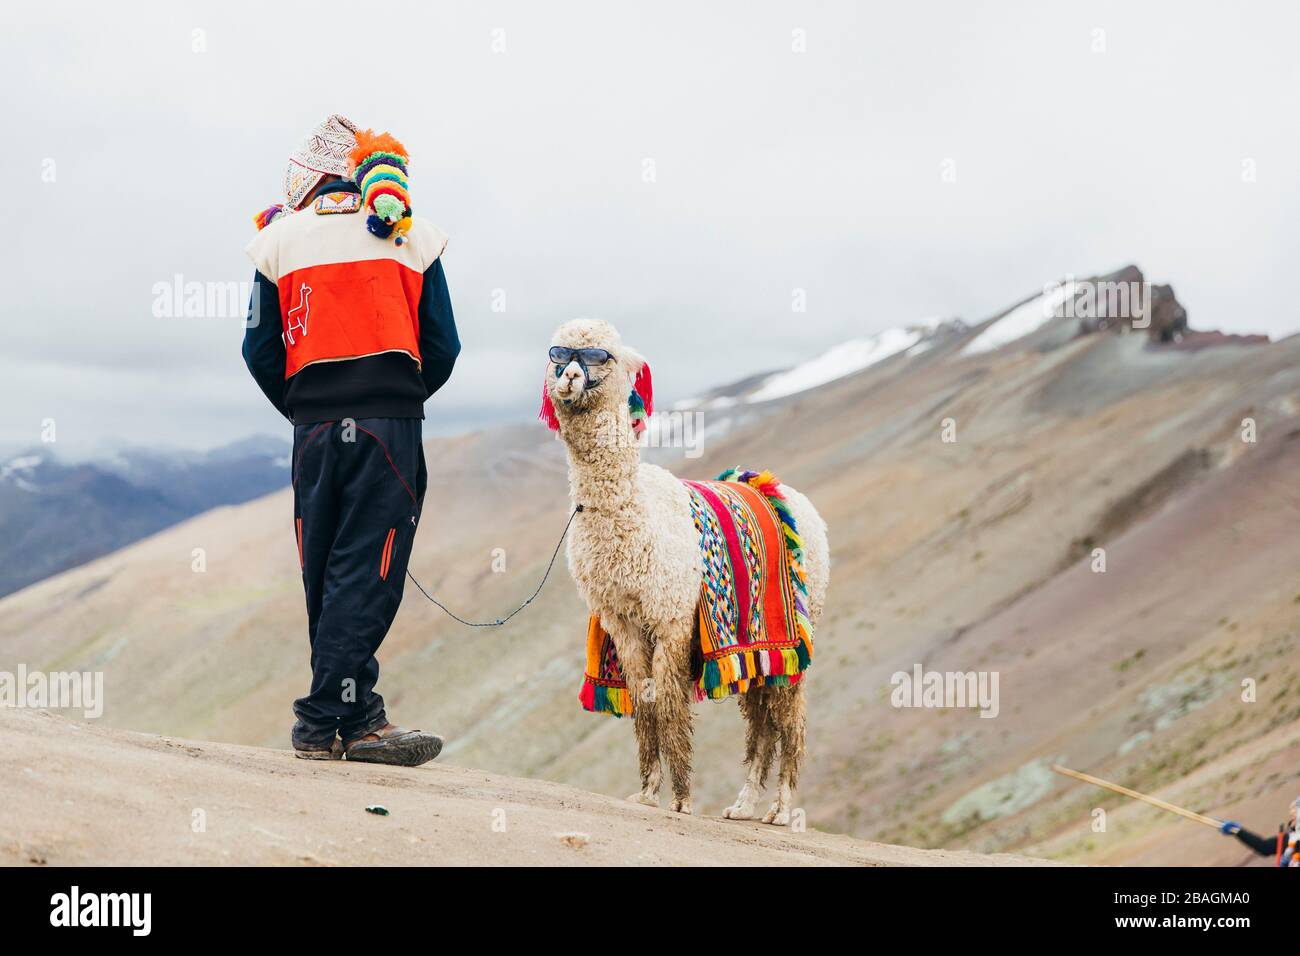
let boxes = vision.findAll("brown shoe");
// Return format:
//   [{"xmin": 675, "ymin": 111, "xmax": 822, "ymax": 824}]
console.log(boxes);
[
  {"xmin": 293, "ymin": 737, "xmax": 343, "ymax": 761},
  {"xmin": 344, "ymin": 724, "xmax": 443, "ymax": 767}
]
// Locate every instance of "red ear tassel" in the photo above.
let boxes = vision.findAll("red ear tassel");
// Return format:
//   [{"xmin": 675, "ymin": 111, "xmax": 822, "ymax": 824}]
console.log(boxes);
[
  {"xmin": 633, "ymin": 362, "xmax": 653, "ymax": 417},
  {"xmin": 539, "ymin": 380, "xmax": 561, "ymax": 431}
]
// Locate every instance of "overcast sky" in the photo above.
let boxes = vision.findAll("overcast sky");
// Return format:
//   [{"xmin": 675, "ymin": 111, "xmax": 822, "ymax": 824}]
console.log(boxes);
[{"xmin": 2, "ymin": 0, "xmax": 1298, "ymax": 455}]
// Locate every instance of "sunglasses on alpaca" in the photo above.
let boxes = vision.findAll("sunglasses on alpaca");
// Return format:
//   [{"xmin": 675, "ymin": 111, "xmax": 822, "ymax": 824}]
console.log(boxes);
[{"xmin": 549, "ymin": 347, "xmax": 614, "ymax": 367}]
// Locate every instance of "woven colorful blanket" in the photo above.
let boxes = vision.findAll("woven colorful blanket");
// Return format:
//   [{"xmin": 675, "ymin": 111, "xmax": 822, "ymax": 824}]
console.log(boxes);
[{"xmin": 579, "ymin": 469, "xmax": 814, "ymax": 716}]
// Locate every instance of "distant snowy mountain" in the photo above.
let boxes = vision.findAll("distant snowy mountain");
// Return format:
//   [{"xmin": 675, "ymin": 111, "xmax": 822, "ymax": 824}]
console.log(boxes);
[
  {"xmin": 650, "ymin": 320, "xmax": 967, "ymax": 458},
  {"xmin": 0, "ymin": 456, "xmax": 43, "ymax": 492},
  {"xmin": 676, "ymin": 318, "xmax": 965, "ymax": 411},
  {"xmin": 961, "ymin": 282, "xmax": 1077, "ymax": 355},
  {"xmin": 0, "ymin": 437, "xmax": 290, "ymax": 598},
  {"xmin": 748, "ymin": 322, "xmax": 947, "ymax": 402}
]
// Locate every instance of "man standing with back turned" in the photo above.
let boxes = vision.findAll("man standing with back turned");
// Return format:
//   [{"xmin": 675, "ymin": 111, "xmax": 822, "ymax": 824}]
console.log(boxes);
[{"xmin": 243, "ymin": 114, "xmax": 459, "ymax": 766}]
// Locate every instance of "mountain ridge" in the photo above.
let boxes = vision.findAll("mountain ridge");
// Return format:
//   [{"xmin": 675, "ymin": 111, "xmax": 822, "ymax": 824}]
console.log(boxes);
[{"xmin": 0, "ymin": 437, "xmax": 291, "ymax": 598}]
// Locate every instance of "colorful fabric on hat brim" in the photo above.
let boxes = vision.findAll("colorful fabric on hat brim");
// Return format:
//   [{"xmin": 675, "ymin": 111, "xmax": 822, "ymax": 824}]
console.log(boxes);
[
  {"xmin": 579, "ymin": 470, "xmax": 814, "ymax": 716},
  {"xmin": 285, "ymin": 160, "xmax": 327, "ymax": 212}
]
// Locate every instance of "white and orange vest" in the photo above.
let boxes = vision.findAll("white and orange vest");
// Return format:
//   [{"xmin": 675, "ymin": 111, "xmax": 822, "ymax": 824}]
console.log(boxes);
[{"xmin": 245, "ymin": 191, "xmax": 448, "ymax": 379}]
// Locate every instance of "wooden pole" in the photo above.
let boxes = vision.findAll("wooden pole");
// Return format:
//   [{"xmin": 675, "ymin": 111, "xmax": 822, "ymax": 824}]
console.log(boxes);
[{"xmin": 1051, "ymin": 764, "xmax": 1226, "ymax": 830}]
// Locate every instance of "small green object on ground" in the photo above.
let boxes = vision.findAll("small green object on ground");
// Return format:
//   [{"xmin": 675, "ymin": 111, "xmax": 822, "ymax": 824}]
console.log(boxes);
[{"xmin": 365, "ymin": 805, "xmax": 389, "ymax": 816}]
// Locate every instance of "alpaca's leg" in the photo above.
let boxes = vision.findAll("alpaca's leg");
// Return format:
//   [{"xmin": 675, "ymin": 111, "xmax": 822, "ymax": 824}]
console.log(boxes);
[
  {"xmin": 748, "ymin": 688, "xmax": 780, "ymax": 787},
  {"xmin": 763, "ymin": 683, "xmax": 807, "ymax": 826},
  {"xmin": 723, "ymin": 687, "xmax": 777, "ymax": 820},
  {"xmin": 652, "ymin": 630, "xmax": 694, "ymax": 814},
  {"xmin": 630, "ymin": 685, "xmax": 662, "ymax": 807},
  {"xmin": 606, "ymin": 617, "xmax": 660, "ymax": 806}
]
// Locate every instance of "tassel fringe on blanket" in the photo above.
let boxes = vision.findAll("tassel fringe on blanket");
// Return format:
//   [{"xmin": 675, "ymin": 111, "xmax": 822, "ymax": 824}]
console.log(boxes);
[{"xmin": 580, "ymin": 468, "xmax": 815, "ymax": 716}]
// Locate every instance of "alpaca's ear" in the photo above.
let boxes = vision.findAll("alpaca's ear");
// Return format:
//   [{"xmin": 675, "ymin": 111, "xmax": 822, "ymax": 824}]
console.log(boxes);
[
  {"xmin": 621, "ymin": 347, "xmax": 653, "ymax": 417},
  {"xmin": 539, "ymin": 374, "xmax": 561, "ymax": 431}
]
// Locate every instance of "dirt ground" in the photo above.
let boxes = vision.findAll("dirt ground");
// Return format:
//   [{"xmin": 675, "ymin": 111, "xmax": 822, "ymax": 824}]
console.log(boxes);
[{"xmin": 0, "ymin": 709, "xmax": 1053, "ymax": 867}]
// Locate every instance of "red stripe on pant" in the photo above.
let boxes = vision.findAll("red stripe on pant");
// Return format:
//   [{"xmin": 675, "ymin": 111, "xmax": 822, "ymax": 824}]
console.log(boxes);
[{"xmin": 380, "ymin": 528, "xmax": 395, "ymax": 580}]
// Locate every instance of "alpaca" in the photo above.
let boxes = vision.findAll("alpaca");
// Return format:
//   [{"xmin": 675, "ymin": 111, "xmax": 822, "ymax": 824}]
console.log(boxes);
[{"xmin": 542, "ymin": 319, "xmax": 830, "ymax": 824}]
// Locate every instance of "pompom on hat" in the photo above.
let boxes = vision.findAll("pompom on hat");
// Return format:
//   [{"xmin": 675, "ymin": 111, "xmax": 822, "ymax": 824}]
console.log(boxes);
[
  {"xmin": 252, "ymin": 203, "xmax": 288, "ymax": 231},
  {"xmin": 349, "ymin": 129, "xmax": 413, "ymax": 245}
]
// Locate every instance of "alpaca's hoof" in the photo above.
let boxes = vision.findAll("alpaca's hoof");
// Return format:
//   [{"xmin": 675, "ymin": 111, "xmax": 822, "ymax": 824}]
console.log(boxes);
[
  {"xmin": 627, "ymin": 790, "xmax": 658, "ymax": 807},
  {"xmin": 762, "ymin": 806, "xmax": 791, "ymax": 826},
  {"xmin": 722, "ymin": 802, "xmax": 755, "ymax": 820},
  {"xmin": 671, "ymin": 797, "xmax": 693, "ymax": 815}
]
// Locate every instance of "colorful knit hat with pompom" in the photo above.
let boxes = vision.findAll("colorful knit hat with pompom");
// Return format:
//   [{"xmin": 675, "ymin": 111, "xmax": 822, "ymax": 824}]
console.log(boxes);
[{"xmin": 349, "ymin": 129, "xmax": 413, "ymax": 246}]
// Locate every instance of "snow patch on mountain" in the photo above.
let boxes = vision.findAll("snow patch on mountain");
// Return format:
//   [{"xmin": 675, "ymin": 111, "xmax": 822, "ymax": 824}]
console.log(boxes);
[
  {"xmin": 0, "ymin": 455, "xmax": 43, "ymax": 492},
  {"xmin": 962, "ymin": 282, "xmax": 1077, "ymax": 356},
  {"xmin": 746, "ymin": 322, "xmax": 943, "ymax": 404}
]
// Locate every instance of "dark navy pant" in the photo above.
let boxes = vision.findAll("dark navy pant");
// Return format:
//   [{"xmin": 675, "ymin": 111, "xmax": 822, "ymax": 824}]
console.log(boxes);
[{"xmin": 290, "ymin": 418, "xmax": 426, "ymax": 746}]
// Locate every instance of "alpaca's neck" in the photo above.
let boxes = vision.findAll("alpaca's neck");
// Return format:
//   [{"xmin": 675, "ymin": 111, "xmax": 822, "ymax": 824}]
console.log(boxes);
[{"xmin": 561, "ymin": 409, "xmax": 641, "ymax": 515}]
